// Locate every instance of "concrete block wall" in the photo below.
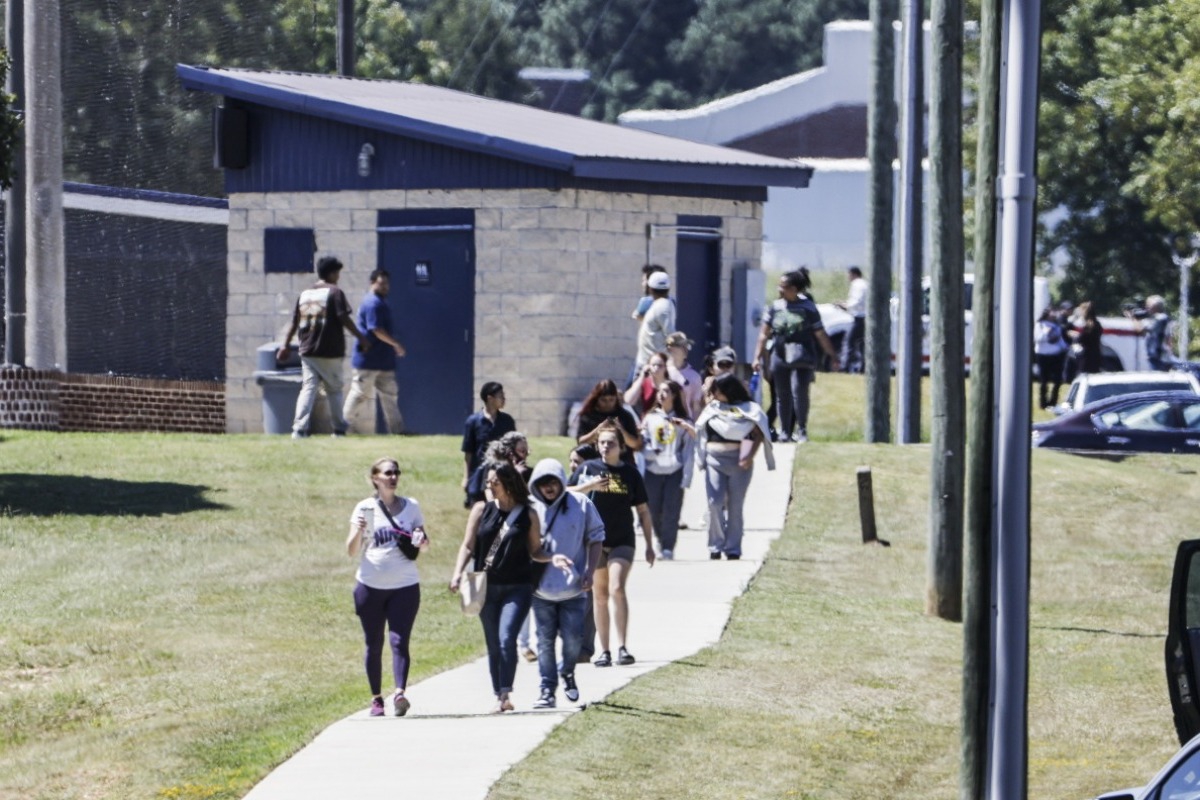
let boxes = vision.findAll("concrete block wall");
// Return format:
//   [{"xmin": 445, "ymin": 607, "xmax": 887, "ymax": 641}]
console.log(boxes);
[{"xmin": 226, "ymin": 188, "xmax": 764, "ymax": 436}]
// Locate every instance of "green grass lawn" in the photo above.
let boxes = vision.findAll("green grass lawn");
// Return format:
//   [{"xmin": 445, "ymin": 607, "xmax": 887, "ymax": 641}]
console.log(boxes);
[{"xmin": 1, "ymin": 377, "xmax": 1194, "ymax": 799}]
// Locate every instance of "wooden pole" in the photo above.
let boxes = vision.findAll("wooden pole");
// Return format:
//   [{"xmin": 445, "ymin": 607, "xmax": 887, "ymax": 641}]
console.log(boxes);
[
  {"xmin": 926, "ymin": 0, "xmax": 964, "ymax": 623},
  {"xmin": 856, "ymin": 467, "xmax": 878, "ymax": 544},
  {"xmin": 865, "ymin": 0, "xmax": 897, "ymax": 443},
  {"xmin": 962, "ymin": 0, "xmax": 1001, "ymax": 791}
]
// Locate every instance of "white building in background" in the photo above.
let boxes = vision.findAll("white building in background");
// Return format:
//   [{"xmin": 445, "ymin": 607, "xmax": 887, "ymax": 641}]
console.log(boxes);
[{"xmin": 621, "ymin": 20, "xmax": 933, "ymax": 274}]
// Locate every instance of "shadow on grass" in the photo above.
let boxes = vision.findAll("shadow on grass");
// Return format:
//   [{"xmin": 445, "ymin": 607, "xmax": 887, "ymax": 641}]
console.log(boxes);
[
  {"xmin": 1037, "ymin": 624, "xmax": 1163, "ymax": 639},
  {"xmin": 0, "ymin": 474, "xmax": 229, "ymax": 516},
  {"xmin": 592, "ymin": 701, "xmax": 686, "ymax": 719}
]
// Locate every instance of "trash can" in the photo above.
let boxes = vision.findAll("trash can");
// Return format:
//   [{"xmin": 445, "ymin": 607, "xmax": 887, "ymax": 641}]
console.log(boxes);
[{"xmin": 254, "ymin": 343, "xmax": 301, "ymax": 434}]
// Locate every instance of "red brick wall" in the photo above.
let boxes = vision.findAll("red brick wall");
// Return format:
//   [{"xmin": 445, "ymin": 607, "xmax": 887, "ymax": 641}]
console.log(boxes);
[
  {"xmin": 0, "ymin": 368, "xmax": 225, "ymax": 433},
  {"xmin": 58, "ymin": 374, "xmax": 225, "ymax": 433}
]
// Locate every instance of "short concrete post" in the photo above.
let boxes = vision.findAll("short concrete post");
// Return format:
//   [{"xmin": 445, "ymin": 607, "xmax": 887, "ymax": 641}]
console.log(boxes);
[{"xmin": 857, "ymin": 467, "xmax": 890, "ymax": 547}]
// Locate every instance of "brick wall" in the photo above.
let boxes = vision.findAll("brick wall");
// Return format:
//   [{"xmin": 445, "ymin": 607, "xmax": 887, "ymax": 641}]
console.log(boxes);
[
  {"xmin": 226, "ymin": 187, "xmax": 764, "ymax": 435},
  {"xmin": 58, "ymin": 374, "xmax": 224, "ymax": 433},
  {"xmin": 0, "ymin": 367, "xmax": 61, "ymax": 430}
]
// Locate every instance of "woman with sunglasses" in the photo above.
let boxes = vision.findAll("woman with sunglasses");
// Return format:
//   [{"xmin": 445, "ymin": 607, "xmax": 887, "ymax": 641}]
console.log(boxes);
[{"xmin": 347, "ymin": 458, "xmax": 430, "ymax": 717}]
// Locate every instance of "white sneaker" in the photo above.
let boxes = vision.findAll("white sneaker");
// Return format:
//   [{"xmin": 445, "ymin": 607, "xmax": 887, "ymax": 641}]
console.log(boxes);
[{"xmin": 661, "ymin": 549, "xmax": 674, "ymax": 560}]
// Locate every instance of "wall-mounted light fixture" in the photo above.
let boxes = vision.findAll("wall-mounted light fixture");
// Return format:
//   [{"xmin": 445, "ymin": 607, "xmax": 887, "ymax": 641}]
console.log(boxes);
[{"xmin": 357, "ymin": 143, "xmax": 375, "ymax": 177}]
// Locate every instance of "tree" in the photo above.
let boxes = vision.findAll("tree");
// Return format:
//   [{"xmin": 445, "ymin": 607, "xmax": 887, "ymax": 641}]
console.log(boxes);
[{"xmin": 0, "ymin": 50, "xmax": 20, "ymax": 190}]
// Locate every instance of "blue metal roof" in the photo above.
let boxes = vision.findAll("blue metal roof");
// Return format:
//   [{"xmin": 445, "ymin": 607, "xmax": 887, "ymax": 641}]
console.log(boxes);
[{"xmin": 176, "ymin": 66, "xmax": 812, "ymax": 189}]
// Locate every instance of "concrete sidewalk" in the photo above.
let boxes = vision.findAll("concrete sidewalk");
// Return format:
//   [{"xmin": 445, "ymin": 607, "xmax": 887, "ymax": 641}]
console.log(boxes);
[{"xmin": 243, "ymin": 444, "xmax": 795, "ymax": 800}]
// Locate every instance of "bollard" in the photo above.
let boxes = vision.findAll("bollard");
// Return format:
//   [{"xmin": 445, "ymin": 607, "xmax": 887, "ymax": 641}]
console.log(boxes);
[{"xmin": 856, "ymin": 466, "xmax": 890, "ymax": 547}]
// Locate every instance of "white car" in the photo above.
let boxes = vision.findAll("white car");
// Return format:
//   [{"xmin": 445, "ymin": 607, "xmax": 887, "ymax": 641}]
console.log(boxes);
[{"xmin": 1053, "ymin": 371, "xmax": 1200, "ymax": 416}]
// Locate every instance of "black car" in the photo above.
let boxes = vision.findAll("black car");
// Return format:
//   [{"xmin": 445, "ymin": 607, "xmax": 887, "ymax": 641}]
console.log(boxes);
[
  {"xmin": 1091, "ymin": 540, "xmax": 1200, "ymax": 798},
  {"xmin": 1032, "ymin": 390, "xmax": 1200, "ymax": 454}
]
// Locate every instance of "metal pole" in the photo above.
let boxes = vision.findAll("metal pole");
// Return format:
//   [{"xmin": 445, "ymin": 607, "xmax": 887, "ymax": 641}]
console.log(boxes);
[
  {"xmin": 897, "ymin": 3, "xmax": 924, "ymax": 444},
  {"xmin": 1177, "ymin": 251, "xmax": 1193, "ymax": 361},
  {"xmin": 24, "ymin": 0, "xmax": 66, "ymax": 371},
  {"xmin": 337, "ymin": 0, "xmax": 355, "ymax": 77},
  {"xmin": 4, "ymin": 0, "xmax": 26, "ymax": 366},
  {"xmin": 989, "ymin": 0, "xmax": 1042, "ymax": 792}
]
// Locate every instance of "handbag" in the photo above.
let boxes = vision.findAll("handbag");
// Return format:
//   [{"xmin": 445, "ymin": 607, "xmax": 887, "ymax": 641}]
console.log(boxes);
[
  {"xmin": 376, "ymin": 497, "xmax": 421, "ymax": 561},
  {"xmin": 459, "ymin": 505, "xmax": 523, "ymax": 616}
]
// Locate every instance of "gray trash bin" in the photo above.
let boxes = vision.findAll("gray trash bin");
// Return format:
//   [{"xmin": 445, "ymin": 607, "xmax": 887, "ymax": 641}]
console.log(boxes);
[{"xmin": 254, "ymin": 343, "xmax": 302, "ymax": 435}]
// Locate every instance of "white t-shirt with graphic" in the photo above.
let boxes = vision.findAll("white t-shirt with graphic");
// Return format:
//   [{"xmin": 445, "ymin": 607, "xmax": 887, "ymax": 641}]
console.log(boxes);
[{"xmin": 350, "ymin": 496, "xmax": 423, "ymax": 590}]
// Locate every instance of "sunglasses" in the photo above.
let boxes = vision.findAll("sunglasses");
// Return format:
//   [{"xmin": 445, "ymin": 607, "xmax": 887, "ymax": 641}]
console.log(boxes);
[{"xmin": 378, "ymin": 469, "xmax": 400, "ymax": 477}]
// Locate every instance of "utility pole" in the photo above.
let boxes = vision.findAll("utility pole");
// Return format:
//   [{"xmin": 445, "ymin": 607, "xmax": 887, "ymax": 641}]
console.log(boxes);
[
  {"xmin": 24, "ymin": 0, "xmax": 66, "ymax": 371},
  {"xmin": 865, "ymin": 0, "xmax": 897, "ymax": 444},
  {"xmin": 896, "ymin": 0, "xmax": 924, "ymax": 444},
  {"xmin": 337, "ymin": 0, "xmax": 355, "ymax": 77},
  {"xmin": 926, "ymin": 0, "xmax": 964, "ymax": 622},
  {"xmin": 962, "ymin": 0, "xmax": 1001, "ymax": 791},
  {"xmin": 4, "ymin": 0, "xmax": 26, "ymax": 366}
]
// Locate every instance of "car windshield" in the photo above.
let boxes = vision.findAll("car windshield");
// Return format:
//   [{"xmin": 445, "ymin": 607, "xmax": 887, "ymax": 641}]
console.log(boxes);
[
  {"xmin": 1085, "ymin": 381, "xmax": 1191, "ymax": 405},
  {"xmin": 1095, "ymin": 399, "xmax": 1177, "ymax": 431}
]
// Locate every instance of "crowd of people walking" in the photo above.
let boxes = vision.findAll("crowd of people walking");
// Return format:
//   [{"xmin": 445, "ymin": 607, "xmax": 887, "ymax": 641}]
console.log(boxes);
[{"xmin": 337, "ymin": 264, "xmax": 856, "ymax": 715}]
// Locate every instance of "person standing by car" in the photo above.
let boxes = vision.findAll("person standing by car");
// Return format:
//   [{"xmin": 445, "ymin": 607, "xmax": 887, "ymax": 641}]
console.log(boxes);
[
  {"xmin": 1069, "ymin": 301, "xmax": 1104, "ymax": 375},
  {"xmin": 1132, "ymin": 295, "xmax": 1175, "ymax": 371},
  {"xmin": 343, "ymin": 269, "xmax": 406, "ymax": 434},
  {"xmin": 1034, "ymin": 306, "xmax": 1069, "ymax": 409},
  {"xmin": 834, "ymin": 266, "xmax": 868, "ymax": 373},
  {"xmin": 346, "ymin": 457, "xmax": 429, "ymax": 717},
  {"xmin": 751, "ymin": 269, "xmax": 840, "ymax": 443}
]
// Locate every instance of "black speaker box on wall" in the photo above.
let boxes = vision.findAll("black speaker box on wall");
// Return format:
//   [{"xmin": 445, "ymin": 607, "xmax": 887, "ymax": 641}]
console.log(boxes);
[{"xmin": 213, "ymin": 106, "xmax": 249, "ymax": 169}]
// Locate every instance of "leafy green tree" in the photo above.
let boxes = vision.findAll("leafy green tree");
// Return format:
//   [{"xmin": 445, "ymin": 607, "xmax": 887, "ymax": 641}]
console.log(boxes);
[
  {"xmin": 1036, "ymin": 0, "xmax": 1178, "ymax": 312},
  {"xmin": 0, "ymin": 51, "xmax": 21, "ymax": 190}
]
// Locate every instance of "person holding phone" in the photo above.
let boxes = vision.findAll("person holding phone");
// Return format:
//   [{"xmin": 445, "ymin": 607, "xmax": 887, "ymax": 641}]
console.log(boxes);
[
  {"xmin": 569, "ymin": 423, "xmax": 655, "ymax": 668},
  {"xmin": 346, "ymin": 457, "xmax": 429, "ymax": 717}
]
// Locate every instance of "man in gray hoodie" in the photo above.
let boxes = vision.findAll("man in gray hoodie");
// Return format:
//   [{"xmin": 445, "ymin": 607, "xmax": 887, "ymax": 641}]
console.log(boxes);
[{"xmin": 528, "ymin": 458, "xmax": 605, "ymax": 709}]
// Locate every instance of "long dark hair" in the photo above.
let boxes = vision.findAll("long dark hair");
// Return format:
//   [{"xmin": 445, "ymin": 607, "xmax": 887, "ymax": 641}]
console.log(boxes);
[
  {"xmin": 711, "ymin": 373, "xmax": 751, "ymax": 404},
  {"xmin": 484, "ymin": 460, "xmax": 529, "ymax": 506},
  {"xmin": 648, "ymin": 379, "xmax": 689, "ymax": 419},
  {"xmin": 580, "ymin": 379, "xmax": 621, "ymax": 416}
]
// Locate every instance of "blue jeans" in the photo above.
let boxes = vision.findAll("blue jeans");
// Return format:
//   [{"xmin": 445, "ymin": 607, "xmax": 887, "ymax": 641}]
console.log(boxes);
[
  {"xmin": 478, "ymin": 582, "xmax": 533, "ymax": 696},
  {"xmin": 531, "ymin": 594, "xmax": 588, "ymax": 691},
  {"xmin": 644, "ymin": 469, "xmax": 684, "ymax": 552},
  {"xmin": 705, "ymin": 447, "xmax": 753, "ymax": 557}
]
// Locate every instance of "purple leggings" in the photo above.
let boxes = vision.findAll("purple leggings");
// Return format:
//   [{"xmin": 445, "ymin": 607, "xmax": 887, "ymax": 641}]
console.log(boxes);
[{"xmin": 353, "ymin": 582, "xmax": 420, "ymax": 696}]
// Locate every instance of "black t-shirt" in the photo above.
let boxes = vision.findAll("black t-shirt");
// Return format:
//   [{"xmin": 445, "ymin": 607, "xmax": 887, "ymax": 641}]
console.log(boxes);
[
  {"xmin": 568, "ymin": 458, "xmax": 647, "ymax": 549},
  {"xmin": 292, "ymin": 282, "xmax": 353, "ymax": 357},
  {"xmin": 473, "ymin": 502, "xmax": 536, "ymax": 585}
]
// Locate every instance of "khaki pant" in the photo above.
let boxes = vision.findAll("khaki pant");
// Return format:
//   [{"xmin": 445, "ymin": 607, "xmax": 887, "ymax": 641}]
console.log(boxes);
[{"xmin": 343, "ymin": 369, "xmax": 404, "ymax": 434}]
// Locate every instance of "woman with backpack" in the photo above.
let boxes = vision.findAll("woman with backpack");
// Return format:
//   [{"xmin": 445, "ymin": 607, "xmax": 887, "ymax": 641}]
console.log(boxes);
[
  {"xmin": 751, "ymin": 269, "xmax": 840, "ymax": 443},
  {"xmin": 1035, "ymin": 305, "xmax": 1069, "ymax": 409}
]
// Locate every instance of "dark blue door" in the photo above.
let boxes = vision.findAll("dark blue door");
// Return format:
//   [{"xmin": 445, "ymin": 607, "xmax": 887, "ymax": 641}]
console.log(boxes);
[
  {"xmin": 674, "ymin": 216, "xmax": 722, "ymax": 369},
  {"xmin": 377, "ymin": 209, "xmax": 475, "ymax": 434}
]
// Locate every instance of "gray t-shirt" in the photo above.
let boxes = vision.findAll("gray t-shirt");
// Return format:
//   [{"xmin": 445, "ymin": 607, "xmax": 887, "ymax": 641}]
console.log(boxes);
[{"xmin": 637, "ymin": 296, "xmax": 676, "ymax": 365}]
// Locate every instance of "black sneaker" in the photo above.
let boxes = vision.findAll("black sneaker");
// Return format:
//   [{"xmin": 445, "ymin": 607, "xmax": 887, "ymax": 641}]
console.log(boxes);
[
  {"xmin": 593, "ymin": 650, "xmax": 612, "ymax": 667},
  {"xmin": 533, "ymin": 687, "xmax": 556, "ymax": 709},
  {"xmin": 710, "ymin": 552, "xmax": 722, "ymax": 560},
  {"xmin": 617, "ymin": 646, "xmax": 635, "ymax": 666},
  {"xmin": 562, "ymin": 673, "xmax": 579, "ymax": 703},
  {"xmin": 726, "ymin": 553, "xmax": 741, "ymax": 561}
]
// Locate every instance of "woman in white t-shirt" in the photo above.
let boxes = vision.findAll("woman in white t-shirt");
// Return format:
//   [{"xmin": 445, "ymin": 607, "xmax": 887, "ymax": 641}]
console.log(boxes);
[
  {"xmin": 346, "ymin": 457, "xmax": 429, "ymax": 717},
  {"xmin": 639, "ymin": 380, "xmax": 695, "ymax": 560}
]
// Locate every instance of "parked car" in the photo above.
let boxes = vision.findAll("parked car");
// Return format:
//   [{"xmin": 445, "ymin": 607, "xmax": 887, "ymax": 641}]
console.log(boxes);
[
  {"xmin": 1090, "ymin": 539, "xmax": 1200, "ymax": 798},
  {"xmin": 1032, "ymin": 390, "xmax": 1200, "ymax": 454},
  {"xmin": 1054, "ymin": 371, "xmax": 1200, "ymax": 416}
]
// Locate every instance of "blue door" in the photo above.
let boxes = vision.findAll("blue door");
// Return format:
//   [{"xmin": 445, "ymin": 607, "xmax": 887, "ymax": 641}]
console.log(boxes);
[
  {"xmin": 674, "ymin": 215, "xmax": 723, "ymax": 369},
  {"xmin": 377, "ymin": 209, "xmax": 475, "ymax": 434}
]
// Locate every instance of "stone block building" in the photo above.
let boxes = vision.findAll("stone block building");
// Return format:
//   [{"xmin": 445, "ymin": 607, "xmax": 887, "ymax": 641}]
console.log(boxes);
[{"xmin": 178, "ymin": 66, "xmax": 811, "ymax": 435}]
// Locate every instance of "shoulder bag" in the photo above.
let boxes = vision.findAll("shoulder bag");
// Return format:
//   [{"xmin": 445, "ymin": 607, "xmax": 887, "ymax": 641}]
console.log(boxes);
[
  {"xmin": 376, "ymin": 497, "xmax": 421, "ymax": 561},
  {"xmin": 459, "ymin": 505, "xmax": 522, "ymax": 616}
]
